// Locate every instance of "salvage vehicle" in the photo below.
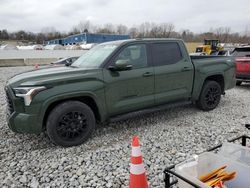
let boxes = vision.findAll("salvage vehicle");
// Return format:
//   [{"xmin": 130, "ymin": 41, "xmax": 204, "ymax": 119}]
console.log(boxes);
[
  {"xmin": 50, "ymin": 56, "xmax": 79, "ymax": 66},
  {"xmin": 231, "ymin": 46, "xmax": 250, "ymax": 85},
  {"xmin": 5, "ymin": 39, "xmax": 236, "ymax": 147}
]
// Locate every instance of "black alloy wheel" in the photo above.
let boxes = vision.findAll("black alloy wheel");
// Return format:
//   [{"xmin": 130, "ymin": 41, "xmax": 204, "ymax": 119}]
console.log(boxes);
[
  {"xmin": 204, "ymin": 86, "xmax": 221, "ymax": 109},
  {"xmin": 47, "ymin": 101, "xmax": 95, "ymax": 147},
  {"xmin": 56, "ymin": 111, "xmax": 87, "ymax": 141},
  {"xmin": 197, "ymin": 81, "xmax": 222, "ymax": 111}
]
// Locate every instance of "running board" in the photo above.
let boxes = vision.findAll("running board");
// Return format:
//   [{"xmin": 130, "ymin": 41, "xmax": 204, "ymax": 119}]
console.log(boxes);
[{"xmin": 109, "ymin": 101, "xmax": 192, "ymax": 123}]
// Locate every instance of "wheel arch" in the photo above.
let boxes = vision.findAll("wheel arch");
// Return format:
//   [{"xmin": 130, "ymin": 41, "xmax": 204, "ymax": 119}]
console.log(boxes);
[
  {"xmin": 204, "ymin": 74, "xmax": 225, "ymax": 93},
  {"xmin": 192, "ymin": 73, "xmax": 225, "ymax": 101},
  {"xmin": 196, "ymin": 76, "xmax": 223, "ymax": 111},
  {"xmin": 42, "ymin": 95, "xmax": 102, "ymax": 131}
]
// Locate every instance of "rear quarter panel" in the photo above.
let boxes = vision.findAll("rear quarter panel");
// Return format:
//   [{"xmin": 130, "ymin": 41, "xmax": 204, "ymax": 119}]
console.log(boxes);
[{"xmin": 191, "ymin": 56, "xmax": 235, "ymax": 100}]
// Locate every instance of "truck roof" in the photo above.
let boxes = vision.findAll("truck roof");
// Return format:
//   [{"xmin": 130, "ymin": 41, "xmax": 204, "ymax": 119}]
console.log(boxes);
[{"xmin": 101, "ymin": 38, "xmax": 183, "ymax": 46}]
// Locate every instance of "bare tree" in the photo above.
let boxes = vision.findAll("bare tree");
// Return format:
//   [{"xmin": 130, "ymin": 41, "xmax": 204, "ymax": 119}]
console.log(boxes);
[
  {"xmin": 3, "ymin": 22, "xmax": 250, "ymax": 44},
  {"xmin": 96, "ymin": 23, "xmax": 115, "ymax": 34},
  {"xmin": 222, "ymin": 27, "xmax": 231, "ymax": 42},
  {"xmin": 149, "ymin": 23, "xmax": 160, "ymax": 37},
  {"xmin": 213, "ymin": 27, "xmax": 229, "ymax": 42},
  {"xmin": 104, "ymin": 23, "xmax": 115, "ymax": 33},
  {"xmin": 129, "ymin": 27, "xmax": 139, "ymax": 38},
  {"xmin": 181, "ymin": 30, "xmax": 195, "ymax": 42},
  {"xmin": 138, "ymin": 23, "xmax": 146, "ymax": 37},
  {"xmin": 41, "ymin": 27, "xmax": 56, "ymax": 34},
  {"xmin": 138, "ymin": 22, "xmax": 152, "ymax": 37},
  {"xmin": 136, "ymin": 22, "xmax": 175, "ymax": 38},
  {"xmin": 77, "ymin": 20, "xmax": 91, "ymax": 33},
  {"xmin": 160, "ymin": 23, "xmax": 175, "ymax": 37},
  {"xmin": 40, "ymin": 27, "xmax": 59, "ymax": 40},
  {"xmin": 116, "ymin": 24, "xmax": 128, "ymax": 35},
  {"xmin": 0, "ymin": 29, "xmax": 9, "ymax": 40},
  {"xmin": 69, "ymin": 26, "xmax": 80, "ymax": 35}
]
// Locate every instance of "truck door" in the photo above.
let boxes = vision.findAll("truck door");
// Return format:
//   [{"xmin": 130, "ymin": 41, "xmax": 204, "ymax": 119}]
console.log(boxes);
[
  {"xmin": 151, "ymin": 42, "xmax": 194, "ymax": 104},
  {"xmin": 103, "ymin": 43, "xmax": 154, "ymax": 116}
]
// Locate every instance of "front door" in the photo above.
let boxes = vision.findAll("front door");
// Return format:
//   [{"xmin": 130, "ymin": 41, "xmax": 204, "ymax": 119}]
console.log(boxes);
[{"xmin": 103, "ymin": 43, "xmax": 154, "ymax": 116}]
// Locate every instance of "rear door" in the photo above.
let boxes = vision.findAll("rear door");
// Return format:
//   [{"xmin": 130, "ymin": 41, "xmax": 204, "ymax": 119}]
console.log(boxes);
[
  {"xmin": 151, "ymin": 41, "xmax": 194, "ymax": 104},
  {"xmin": 103, "ymin": 43, "xmax": 155, "ymax": 116}
]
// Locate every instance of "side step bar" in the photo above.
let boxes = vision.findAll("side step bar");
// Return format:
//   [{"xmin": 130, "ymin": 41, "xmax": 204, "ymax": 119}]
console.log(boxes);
[{"xmin": 109, "ymin": 101, "xmax": 192, "ymax": 123}]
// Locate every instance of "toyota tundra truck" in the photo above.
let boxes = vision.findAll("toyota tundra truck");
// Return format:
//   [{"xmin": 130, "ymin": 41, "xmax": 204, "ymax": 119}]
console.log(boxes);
[{"xmin": 5, "ymin": 39, "xmax": 236, "ymax": 147}]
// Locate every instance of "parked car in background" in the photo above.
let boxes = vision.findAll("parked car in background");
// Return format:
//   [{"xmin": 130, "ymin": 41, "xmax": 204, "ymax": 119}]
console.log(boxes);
[
  {"xmin": 51, "ymin": 56, "xmax": 79, "ymax": 66},
  {"xmin": 231, "ymin": 46, "xmax": 250, "ymax": 85}
]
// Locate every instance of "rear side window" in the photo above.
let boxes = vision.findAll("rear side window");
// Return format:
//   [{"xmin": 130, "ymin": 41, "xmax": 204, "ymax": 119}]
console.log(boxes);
[{"xmin": 152, "ymin": 42, "xmax": 183, "ymax": 66}]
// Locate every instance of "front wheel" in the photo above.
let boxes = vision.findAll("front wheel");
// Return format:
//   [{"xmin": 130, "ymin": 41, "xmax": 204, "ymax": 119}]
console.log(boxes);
[
  {"xmin": 46, "ymin": 101, "xmax": 95, "ymax": 147},
  {"xmin": 196, "ymin": 81, "xmax": 222, "ymax": 111}
]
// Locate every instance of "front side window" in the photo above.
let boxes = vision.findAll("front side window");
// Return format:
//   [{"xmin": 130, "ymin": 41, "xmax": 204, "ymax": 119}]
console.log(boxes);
[
  {"xmin": 115, "ymin": 44, "xmax": 148, "ymax": 69},
  {"xmin": 152, "ymin": 42, "xmax": 183, "ymax": 66}
]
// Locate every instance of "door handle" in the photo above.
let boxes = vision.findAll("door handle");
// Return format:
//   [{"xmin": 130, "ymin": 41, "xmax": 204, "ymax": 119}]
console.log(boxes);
[
  {"xmin": 143, "ymin": 72, "xmax": 153, "ymax": 77},
  {"xmin": 181, "ymin": 67, "xmax": 192, "ymax": 72}
]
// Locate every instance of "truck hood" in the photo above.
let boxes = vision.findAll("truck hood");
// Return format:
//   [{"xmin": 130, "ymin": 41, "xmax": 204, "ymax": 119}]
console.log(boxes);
[{"xmin": 7, "ymin": 66, "xmax": 103, "ymax": 88}]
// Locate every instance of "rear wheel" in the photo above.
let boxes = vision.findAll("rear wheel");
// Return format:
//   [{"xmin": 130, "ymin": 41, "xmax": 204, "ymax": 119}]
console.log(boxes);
[
  {"xmin": 236, "ymin": 81, "xmax": 242, "ymax": 86},
  {"xmin": 46, "ymin": 101, "xmax": 95, "ymax": 147},
  {"xmin": 197, "ymin": 81, "xmax": 222, "ymax": 111}
]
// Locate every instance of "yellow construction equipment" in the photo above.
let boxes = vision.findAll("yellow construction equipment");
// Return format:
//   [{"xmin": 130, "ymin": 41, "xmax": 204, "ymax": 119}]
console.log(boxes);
[{"xmin": 195, "ymin": 39, "xmax": 224, "ymax": 55}]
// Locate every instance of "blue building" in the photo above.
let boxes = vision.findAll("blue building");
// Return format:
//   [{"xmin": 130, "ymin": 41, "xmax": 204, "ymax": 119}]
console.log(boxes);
[{"xmin": 45, "ymin": 33, "xmax": 130, "ymax": 45}]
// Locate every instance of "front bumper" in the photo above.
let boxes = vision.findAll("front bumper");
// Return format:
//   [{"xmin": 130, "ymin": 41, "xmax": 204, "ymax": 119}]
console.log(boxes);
[
  {"xmin": 7, "ymin": 112, "xmax": 41, "ymax": 134},
  {"xmin": 5, "ymin": 86, "xmax": 42, "ymax": 134}
]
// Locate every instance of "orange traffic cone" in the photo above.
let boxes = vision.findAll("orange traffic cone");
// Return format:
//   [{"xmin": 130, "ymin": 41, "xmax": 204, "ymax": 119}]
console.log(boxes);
[{"xmin": 130, "ymin": 136, "xmax": 148, "ymax": 188}]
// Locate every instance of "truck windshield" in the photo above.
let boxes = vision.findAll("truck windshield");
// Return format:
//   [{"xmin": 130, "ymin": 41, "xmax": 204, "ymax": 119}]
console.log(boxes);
[{"xmin": 72, "ymin": 44, "xmax": 118, "ymax": 68}]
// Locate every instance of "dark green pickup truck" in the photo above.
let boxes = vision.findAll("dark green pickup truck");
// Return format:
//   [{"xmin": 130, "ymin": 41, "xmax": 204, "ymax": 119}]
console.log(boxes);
[{"xmin": 5, "ymin": 39, "xmax": 236, "ymax": 146}]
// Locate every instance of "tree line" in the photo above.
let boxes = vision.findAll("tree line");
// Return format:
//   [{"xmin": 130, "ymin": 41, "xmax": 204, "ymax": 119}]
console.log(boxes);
[{"xmin": 1, "ymin": 21, "xmax": 250, "ymax": 44}]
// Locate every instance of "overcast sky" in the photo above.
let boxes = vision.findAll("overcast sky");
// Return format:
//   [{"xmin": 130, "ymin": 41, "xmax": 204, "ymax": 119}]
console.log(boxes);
[{"xmin": 1, "ymin": 0, "xmax": 250, "ymax": 33}]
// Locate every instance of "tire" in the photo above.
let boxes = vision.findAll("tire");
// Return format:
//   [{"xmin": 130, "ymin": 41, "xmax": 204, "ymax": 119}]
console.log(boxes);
[
  {"xmin": 46, "ymin": 101, "xmax": 95, "ymax": 147},
  {"xmin": 197, "ymin": 81, "xmax": 222, "ymax": 111},
  {"xmin": 236, "ymin": 81, "xmax": 242, "ymax": 86}
]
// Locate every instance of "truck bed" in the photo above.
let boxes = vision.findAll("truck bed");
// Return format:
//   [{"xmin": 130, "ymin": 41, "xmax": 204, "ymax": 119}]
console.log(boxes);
[
  {"xmin": 189, "ymin": 55, "xmax": 235, "ymax": 100},
  {"xmin": 191, "ymin": 55, "xmax": 233, "ymax": 66}
]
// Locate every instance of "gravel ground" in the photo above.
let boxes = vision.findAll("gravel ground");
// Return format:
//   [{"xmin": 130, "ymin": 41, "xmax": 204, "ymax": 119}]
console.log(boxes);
[{"xmin": 0, "ymin": 66, "xmax": 250, "ymax": 188}]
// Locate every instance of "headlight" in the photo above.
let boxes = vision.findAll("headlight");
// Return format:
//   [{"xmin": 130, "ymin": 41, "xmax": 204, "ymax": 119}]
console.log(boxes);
[{"xmin": 13, "ymin": 86, "xmax": 47, "ymax": 106}]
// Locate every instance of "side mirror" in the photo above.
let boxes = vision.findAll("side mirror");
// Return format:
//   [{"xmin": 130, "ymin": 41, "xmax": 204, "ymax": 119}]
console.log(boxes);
[{"xmin": 109, "ymin": 60, "xmax": 132, "ymax": 71}]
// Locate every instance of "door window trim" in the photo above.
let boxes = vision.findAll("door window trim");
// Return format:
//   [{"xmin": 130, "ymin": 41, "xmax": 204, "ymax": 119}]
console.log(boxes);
[{"xmin": 150, "ymin": 42, "xmax": 184, "ymax": 67}]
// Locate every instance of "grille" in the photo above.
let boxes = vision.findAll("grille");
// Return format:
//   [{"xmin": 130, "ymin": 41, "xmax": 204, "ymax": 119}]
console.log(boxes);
[{"xmin": 5, "ymin": 88, "xmax": 14, "ymax": 116}]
